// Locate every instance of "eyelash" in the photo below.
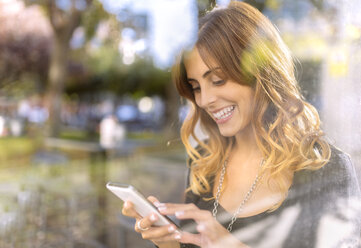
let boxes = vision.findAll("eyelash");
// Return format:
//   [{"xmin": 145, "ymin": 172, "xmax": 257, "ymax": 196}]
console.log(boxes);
[
  {"xmin": 213, "ymin": 80, "xmax": 225, "ymax": 86},
  {"xmin": 192, "ymin": 80, "xmax": 226, "ymax": 92},
  {"xmin": 192, "ymin": 87, "xmax": 200, "ymax": 92}
]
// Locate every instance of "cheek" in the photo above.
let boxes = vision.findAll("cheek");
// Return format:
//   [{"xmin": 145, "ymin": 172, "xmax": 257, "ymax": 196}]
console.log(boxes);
[
  {"xmin": 194, "ymin": 94, "xmax": 202, "ymax": 107},
  {"xmin": 243, "ymin": 98, "xmax": 255, "ymax": 121},
  {"xmin": 235, "ymin": 95, "xmax": 254, "ymax": 117}
]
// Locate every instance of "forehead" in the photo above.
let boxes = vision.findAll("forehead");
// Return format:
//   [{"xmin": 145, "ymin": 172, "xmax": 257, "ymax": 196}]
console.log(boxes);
[{"xmin": 183, "ymin": 48, "xmax": 218, "ymax": 77}]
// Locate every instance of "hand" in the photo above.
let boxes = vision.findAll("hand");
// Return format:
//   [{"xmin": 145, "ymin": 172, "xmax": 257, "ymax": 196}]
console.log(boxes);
[
  {"xmin": 158, "ymin": 203, "xmax": 249, "ymax": 248},
  {"xmin": 121, "ymin": 196, "xmax": 180, "ymax": 247}
]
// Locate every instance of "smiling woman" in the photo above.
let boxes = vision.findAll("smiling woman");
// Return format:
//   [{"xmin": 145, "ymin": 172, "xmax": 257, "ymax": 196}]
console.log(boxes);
[
  {"xmin": 183, "ymin": 48, "xmax": 255, "ymax": 137},
  {"xmin": 121, "ymin": 1, "xmax": 361, "ymax": 248},
  {"xmin": 175, "ymin": 1, "xmax": 331, "ymax": 209}
]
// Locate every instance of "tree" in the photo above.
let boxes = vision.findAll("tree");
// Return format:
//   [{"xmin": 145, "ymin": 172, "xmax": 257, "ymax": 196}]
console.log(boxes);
[
  {"xmin": 23, "ymin": 0, "xmax": 108, "ymax": 137},
  {"xmin": 0, "ymin": 1, "xmax": 51, "ymax": 96}
]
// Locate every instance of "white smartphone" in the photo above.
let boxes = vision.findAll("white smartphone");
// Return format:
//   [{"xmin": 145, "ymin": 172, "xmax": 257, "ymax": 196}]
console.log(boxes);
[{"xmin": 106, "ymin": 182, "xmax": 177, "ymax": 227}]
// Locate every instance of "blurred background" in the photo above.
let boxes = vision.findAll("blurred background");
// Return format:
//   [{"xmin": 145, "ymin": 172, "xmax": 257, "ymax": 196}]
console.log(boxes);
[{"xmin": 0, "ymin": 0, "xmax": 360, "ymax": 247}]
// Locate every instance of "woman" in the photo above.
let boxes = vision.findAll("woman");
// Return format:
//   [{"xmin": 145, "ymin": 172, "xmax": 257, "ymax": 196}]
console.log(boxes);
[{"xmin": 122, "ymin": 1, "xmax": 361, "ymax": 247}]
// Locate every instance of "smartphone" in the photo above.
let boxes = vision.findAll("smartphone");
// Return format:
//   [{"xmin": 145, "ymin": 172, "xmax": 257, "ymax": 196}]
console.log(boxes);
[{"xmin": 106, "ymin": 182, "xmax": 178, "ymax": 227}]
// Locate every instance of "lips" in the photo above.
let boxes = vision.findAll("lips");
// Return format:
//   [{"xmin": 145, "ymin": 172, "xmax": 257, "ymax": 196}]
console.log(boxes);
[{"xmin": 211, "ymin": 105, "xmax": 235, "ymax": 121}]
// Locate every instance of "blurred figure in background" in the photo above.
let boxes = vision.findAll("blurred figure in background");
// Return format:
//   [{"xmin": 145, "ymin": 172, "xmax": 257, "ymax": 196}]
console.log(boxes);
[{"xmin": 99, "ymin": 114, "xmax": 126, "ymax": 150}]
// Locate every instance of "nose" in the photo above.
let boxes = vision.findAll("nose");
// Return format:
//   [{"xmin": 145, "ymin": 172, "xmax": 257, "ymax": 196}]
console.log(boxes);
[{"xmin": 197, "ymin": 86, "xmax": 217, "ymax": 109}]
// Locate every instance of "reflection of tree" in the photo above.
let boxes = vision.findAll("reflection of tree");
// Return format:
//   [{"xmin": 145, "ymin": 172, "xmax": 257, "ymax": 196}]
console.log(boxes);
[
  {"xmin": 0, "ymin": 0, "xmax": 339, "ymax": 137},
  {"xmin": 198, "ymin": 0, "xmax": 216, "ymax": 16},
  {"xmin": 308, "ymin": 0, "xmax": 325, "ymax": 11},
  {"xmin": 0, "ymin": 2, "xmax": 51, "ymax": 94},
  {"xmin": 23, "ymin": 0, "xmax": 107, "ymax": 137},
  {"xmin": 236, "ymin": 0, "xmax": 332, "ymax": 14}
]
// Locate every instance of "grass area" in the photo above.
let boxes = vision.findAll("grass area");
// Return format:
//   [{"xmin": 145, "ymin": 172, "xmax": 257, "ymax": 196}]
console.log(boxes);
[
  {"xmin": 59, "ymin": 129, "xmax": 99, "ymax": 142},
  {"xmin": 0, "ymin": 128, "xmax": 184, "ymax": 167},
  {"xmin": 127, "ymin": 130, "xmax": 163, "ymax": 140},
  {"xmin": 0, "ymin": 137, "xmax": 39, "ymax": 164},
  {"xmin": 0, "ymin": 133, "xmax": 186, "ymax": 247},
  {"xmin": 59, "ymin": 126, "xmax": 177, "ymax": 145}
]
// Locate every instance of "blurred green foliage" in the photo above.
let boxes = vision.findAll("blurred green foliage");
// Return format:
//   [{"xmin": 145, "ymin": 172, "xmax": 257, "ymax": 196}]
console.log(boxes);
[
  {"xmin": 0, "ymin": 137, "xmax": 38, "ymax": 163},
  {"xmin": 82, "ymin": 1, "xmax": 110, "ymax": 41},
  {"xmin": 59, "ymin": 129, "xmax": 99, "ymax": 142}
]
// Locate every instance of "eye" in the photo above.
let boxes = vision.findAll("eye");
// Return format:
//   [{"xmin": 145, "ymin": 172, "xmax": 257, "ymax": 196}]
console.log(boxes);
[
  {"xmin": 192, "ymin": 86, "xmax": 201, "ymax": 92},
  {"xmin": 213, "ymin": 80, "xmax": 226, "ymax": 86},
  {"xmin": 188, "ymin": 81, "xmax": 200, "ymax": 92}
]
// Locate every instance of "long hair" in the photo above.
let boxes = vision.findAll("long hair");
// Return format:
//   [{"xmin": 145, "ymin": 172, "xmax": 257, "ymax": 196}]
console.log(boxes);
[{"xmin": 172, "ymin": 1, "xmax": 330, "ymax": 208}]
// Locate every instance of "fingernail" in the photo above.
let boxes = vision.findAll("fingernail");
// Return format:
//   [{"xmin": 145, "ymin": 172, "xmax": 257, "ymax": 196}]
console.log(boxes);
[
  {"xmin": 158, "ymin": 206, "xmax": 167, "ymax": 212},
  {"xmin": 150, "ymin": 213, "xmax": 157, "ymax": 221},
  {"xmin": 197, "ymin": 224, "xmax": 205, "ymax": 232},
  {"xmin": 153, "ymin": 201, "xmax": 161, "ymax": 207},
  {"xmin": 168, "ymin": 225, "xmax": 175, "ymax": 233},
  {"xmin": 174, "ymin": 232, "xmax": 182, "ymax": 240},
  {"xmin": 175, "ymin": 211, "xmax": 184, "ymax": 217}
]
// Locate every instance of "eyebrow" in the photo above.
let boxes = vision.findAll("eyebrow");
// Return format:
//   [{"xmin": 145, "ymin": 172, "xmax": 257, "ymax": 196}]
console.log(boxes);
[{"xmin": 187, "ymin": 67, "xmax": 221, "ymax": 82}]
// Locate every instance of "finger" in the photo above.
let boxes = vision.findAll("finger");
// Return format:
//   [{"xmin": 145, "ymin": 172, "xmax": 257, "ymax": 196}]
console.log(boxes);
[
  {"xmin": 151, "ymin": 230, "xmax": 183, "ymax": 243},
  {"xmin": 147, "ymin": 196, "xmax": 161, "ymax": 207},
  {"xmin": 174, "ymin": 208, "xmax": 213, "ymax": 222},
  {"xmin": 174, "ymin": 231, "xmax": 202, "ymax": 247},
  {"xmin": 141, "ymin": 224, "xmax": 178, "ymax": 240},
  {"xmin": 122, "ymin": 201, "xmax": 142, "ymax": 219},
  {"xmin": 195, "ymin": 222, "xmax": 228, "ymax": 242},
  {"xmin": 135, "ymin": 212, "xmax": 159, "ymax": 233},
  {"xmin": 158, "ymin": 202, "xmax": 196, "ymax": 210},
  {"xmin": 151, "ymin": 233, "xmax": 180, "ymax": 244},
  {"xmin": 158, "ymin": 203, "xmax": 212, "ymax": 223},
  {"xmin": 157, "ymin": 203, "xmax": 199, "ymax": 216}
]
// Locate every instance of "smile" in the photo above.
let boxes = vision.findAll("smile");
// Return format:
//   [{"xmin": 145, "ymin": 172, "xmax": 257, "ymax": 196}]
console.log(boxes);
[{"xmin": 212, "ymin": 106, "xmax": 235, "ymax": 121}]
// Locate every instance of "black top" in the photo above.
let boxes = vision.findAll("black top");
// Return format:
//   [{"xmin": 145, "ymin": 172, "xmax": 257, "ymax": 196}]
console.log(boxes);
[{"xmin": 179, "ymin": 146, "xmax": 361, "ymax": 248}]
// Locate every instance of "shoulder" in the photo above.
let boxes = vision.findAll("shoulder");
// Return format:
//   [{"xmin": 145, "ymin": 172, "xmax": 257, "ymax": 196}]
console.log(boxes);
[
  {"xmin": 294, "ymin": 144, "xmax": 360, "ymax": 198},
  {"xmin": 298, "ymin": 145, "xmax": 361, "ymax": 247},
  {"xmin": 319, "ymin": 145, "xmax": 358, "ymax": 186}
]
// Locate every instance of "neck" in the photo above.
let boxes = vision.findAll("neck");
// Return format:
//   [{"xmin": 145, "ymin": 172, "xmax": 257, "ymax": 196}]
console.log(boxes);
[
  {"xmin": 234, "ymin": 124, "xmax": 260, "ymax": 155},
  {"xmin": 228, "ymin": 124, "xmax": 263, "ymax": 173}
]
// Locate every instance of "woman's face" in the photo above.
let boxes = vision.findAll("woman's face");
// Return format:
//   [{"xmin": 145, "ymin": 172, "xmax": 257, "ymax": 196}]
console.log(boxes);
[{"xmin": 184, "ymin": 48, "xmax": 255, "ymax": 137}]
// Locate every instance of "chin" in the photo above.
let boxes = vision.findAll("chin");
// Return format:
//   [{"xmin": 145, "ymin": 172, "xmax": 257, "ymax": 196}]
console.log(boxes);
[{"xmin": 218, "ymin": 128, "xmax": 237, "ymax": 137}]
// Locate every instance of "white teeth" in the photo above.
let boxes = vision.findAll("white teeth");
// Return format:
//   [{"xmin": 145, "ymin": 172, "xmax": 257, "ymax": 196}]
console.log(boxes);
[{"xmin": 212, "ymin": 106, "xmax": 235, "ymax": 120}]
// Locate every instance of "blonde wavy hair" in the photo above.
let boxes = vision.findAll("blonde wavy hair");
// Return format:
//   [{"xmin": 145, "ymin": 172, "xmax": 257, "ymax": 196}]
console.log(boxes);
[{"xmin": 172, "ymin": 1, "xmax": 330, "ymax": 208}]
